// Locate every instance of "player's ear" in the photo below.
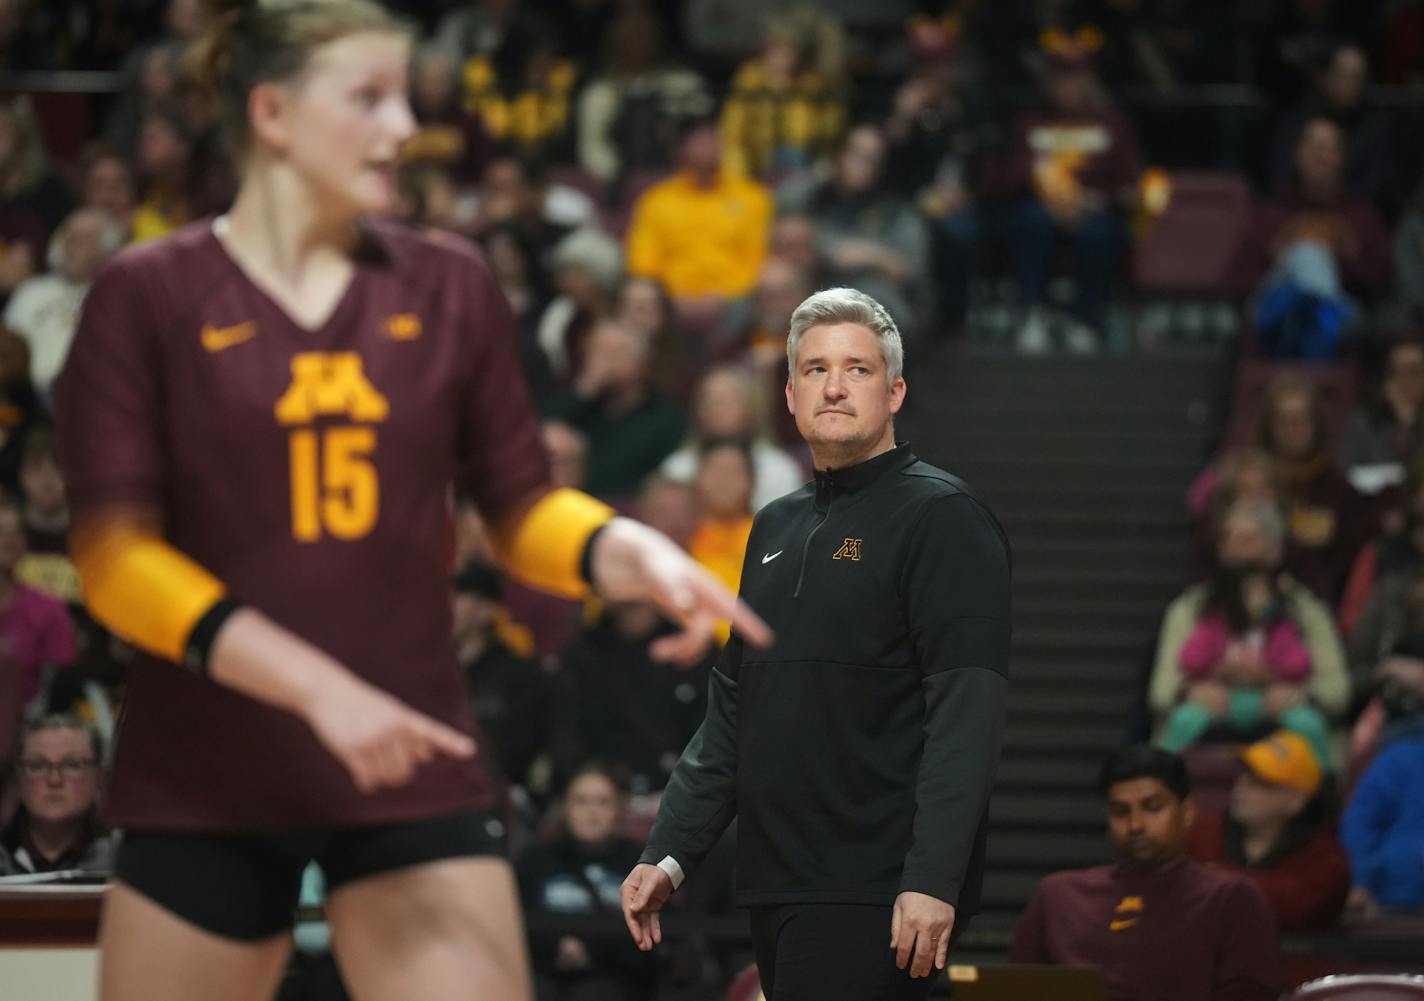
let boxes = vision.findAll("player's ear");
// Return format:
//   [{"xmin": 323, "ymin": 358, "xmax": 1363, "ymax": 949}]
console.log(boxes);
[
  {"xmin": 247, "ymin": 81, "xmax": 293, "ymax": 154},
  {"xmin": 785, "ymin": 377, "xmax": 795, "ymax": 415}
]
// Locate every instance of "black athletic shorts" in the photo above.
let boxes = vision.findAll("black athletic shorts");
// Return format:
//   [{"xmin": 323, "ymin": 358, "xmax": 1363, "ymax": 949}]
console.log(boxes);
[{"xmin": 115, "ymin": 809, "xmax": 505, "ymax": 941}]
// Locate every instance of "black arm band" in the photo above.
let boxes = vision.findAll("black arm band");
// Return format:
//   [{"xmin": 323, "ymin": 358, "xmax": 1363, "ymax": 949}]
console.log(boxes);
[
  {"xmin": 182, "ymin": 597, "xmax": 243, "ymax": 675},
  {"xmin": 579, "ymin": 522, "xmax": 610, "ymax": 590}
]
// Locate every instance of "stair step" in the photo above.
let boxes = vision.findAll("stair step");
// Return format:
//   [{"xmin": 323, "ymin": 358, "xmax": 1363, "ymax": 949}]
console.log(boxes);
[
  {"xmin": 992, "ymin": 791, "xmax": 1108, "ymax": 828},
  {"xmin": 1013, "ymin": 600, "xmax": 1171, "ymax": 630},
  {"xmin": 986, "ymin": 832, "xmax": 1107, "ymax": 868},
  {"xmin": 1006, "ymin": 688, "xmax": 1139, "ymax": 720},
  {"xmin": 1010, "ymin": 659, "xmax": 1146, "ymax": 684},
  {"xmin": 1011, "ymin": 628, "xmax": 1159, "ymax": 657},
  {"xmin": 1001, "ymin": 723, "xmax": 1126, "ymax": 754},
  {"xmin": 996, "ymin": 753, "xmax": 1106, "ymax": 789}
]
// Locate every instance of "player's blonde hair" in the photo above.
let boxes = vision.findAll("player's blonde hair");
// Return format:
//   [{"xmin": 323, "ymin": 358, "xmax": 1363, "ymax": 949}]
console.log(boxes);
[{"xmin": 188, "ymin": 0, "xmax": 412, "ymax": 154}]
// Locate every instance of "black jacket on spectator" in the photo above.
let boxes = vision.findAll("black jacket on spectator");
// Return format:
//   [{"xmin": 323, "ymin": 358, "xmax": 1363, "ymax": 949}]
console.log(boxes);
[
  {"xmin": 461, "ymin": 638, "xmax": 552, "ymax": 792},
  {"xmin": 518, "ymin": 834, "xmax": 659, "ymax": 999},
  {"xmin": 552, "ymin": 616, "xmax": 712, "ymax": 793}
]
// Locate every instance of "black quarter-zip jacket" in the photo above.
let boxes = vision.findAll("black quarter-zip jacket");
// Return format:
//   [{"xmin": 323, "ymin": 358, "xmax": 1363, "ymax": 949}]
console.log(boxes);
[{"xmin": 640, "ymin": 444, "xmax": 1012, "ymax": 912}]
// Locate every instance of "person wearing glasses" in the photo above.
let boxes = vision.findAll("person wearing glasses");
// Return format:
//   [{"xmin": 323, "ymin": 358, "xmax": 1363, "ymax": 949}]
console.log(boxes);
[{"xmin": 0, "ymin": 714, "xmax": 112, "ymax": 876}]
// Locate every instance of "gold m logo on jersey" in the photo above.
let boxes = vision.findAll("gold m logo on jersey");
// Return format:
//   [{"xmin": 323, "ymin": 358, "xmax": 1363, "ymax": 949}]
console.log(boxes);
[
  {"xmin": 383, "ymin": 313, "xmax": 422, "ymax": 341},
  {"xmin": 274, "ymin": 352, "xmax": 390, "ymax": 426},
  {"xmin": 832, "ymin": 538, "xmax": 862, "ymax": 561}
]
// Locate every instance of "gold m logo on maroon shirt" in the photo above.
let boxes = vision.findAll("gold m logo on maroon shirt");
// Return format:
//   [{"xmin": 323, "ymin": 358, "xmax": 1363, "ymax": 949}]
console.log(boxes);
[
  {"xmin": 383, "ymin": 313, "xmax": 422, "ymax": 341},
  {"xmin": 275, "ymin": 352, "xmax": 390, "ymax": 426},
  {"xmin": 832, "ymin": 538, "xmax": 862, "ymax": 561}
]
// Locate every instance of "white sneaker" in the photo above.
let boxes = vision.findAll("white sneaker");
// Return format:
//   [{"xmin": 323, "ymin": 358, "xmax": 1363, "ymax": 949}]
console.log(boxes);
[
  {"xmin": 1016, "ymin": 308, "xmax": 1051, "ymax": 354},
  {"xmin": 1063, "ymin": 321, "xmax": 1101, "ymax": 354}
]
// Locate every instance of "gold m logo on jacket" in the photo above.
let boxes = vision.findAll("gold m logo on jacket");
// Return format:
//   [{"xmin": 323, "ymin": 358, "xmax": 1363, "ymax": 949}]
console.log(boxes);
[{"xmin": 832, "ymin": 538, "xmax": 862, "ymax": 561}]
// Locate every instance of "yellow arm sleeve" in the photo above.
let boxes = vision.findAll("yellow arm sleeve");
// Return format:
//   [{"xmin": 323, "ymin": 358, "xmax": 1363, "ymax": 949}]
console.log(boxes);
[
  {"xmin": 489, "ymin": 488, "xmax": 615, "ymax": 600},
  {"xmin": 71, "ymin": 521, "xmax": 227, "ymax": 664}
]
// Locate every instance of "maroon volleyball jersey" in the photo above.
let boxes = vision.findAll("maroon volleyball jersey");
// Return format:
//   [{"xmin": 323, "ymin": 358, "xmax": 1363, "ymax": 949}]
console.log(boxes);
[{"xmin": 55, "ymin": 219, "xmax": 550, "ymax": 831}]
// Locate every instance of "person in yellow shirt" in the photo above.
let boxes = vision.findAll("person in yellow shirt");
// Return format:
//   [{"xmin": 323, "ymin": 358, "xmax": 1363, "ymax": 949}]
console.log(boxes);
[
  {"xmin": 625, "ymin": 116, "xmax": 772, "ymax": 301},
  {"xmin": 688, "ymin": 438, "xmax": 756, "ymax": 644}
]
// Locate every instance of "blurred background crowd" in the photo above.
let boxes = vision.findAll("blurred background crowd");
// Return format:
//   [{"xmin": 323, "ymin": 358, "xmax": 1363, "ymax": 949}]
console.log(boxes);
[{"xmin": 0, "ymin": 0, "xmax": 1423, "ymax": 999}]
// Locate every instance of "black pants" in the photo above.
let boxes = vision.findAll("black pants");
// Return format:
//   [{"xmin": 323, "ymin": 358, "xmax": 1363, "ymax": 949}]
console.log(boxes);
[{"xmin": 750, "ymin": 902, "xmax": 960, "ymax": 1001}]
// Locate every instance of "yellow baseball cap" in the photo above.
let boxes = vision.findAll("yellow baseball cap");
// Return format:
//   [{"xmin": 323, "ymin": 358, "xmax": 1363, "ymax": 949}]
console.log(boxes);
[{"xmin": 1239, "ymin": 730, "xmax": 1322, "ymax": 796}]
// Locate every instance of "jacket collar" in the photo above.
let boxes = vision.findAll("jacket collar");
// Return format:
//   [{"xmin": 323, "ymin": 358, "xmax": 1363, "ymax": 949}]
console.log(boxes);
[{"xmin": 813, "ymin": 443, "xmax": 915, "ymax": 504}]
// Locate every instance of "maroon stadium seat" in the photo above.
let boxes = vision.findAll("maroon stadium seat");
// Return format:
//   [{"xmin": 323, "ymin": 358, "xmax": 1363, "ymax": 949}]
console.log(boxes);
[
  {"xmin": 1182, "ymin": 743, "xmax": 1245, "ymax": 814},
  {"xmin": 725, "ymin": 963, "xmax": 764, "ymax": 1001},
  {"xmin": 1290, "ymin": 975, "xmax": 1424, "ymax": 999},
  {"xmin": 1131, "ymin": 172, "xmax": 1254, "ymax": 296}
]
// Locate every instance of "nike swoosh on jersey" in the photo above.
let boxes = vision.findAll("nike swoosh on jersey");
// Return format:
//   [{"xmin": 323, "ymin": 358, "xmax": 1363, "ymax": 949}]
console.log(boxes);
[
  {"xmin": 201, "ymin": 321, "xmax": 258, "ymax": 352},
  {"xmin": 762, "ymin": 550, "xmax": 783, "ymax": 564}
]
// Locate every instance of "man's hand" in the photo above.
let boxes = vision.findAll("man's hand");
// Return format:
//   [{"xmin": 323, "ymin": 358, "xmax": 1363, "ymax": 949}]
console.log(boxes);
[
  {"xmin": 621, "ymin": 863, "xmax": 674, "ymax": 951},
  {"xmin": 891, "ymin": 891, "xmax": 956, "ymax": 978},
  {"xmin": 591, "ymin": 518, "xmax": 773, "ymax": 663}
]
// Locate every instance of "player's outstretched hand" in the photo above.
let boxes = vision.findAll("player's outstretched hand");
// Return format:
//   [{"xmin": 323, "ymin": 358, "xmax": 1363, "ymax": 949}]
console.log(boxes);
[
  {"xmin": 304, "ymin": 674, "xmax": 475, "ymax": 793},
  {"xmin": 589, "ymin": 517, "xmax": 773, "ymax": 663},
  {"xmin": 620, "ymin": 863, "xmax": 674, "ymax": 951}
]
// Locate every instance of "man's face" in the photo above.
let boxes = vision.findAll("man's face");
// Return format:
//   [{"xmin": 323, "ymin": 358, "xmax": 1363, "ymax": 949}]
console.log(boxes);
[
  {"xmin": 18, "ymin": 728, "xmax": 100, "ymax": 827},
  {"xmin": 786, "ymin": 323, "xmax": 904, "ymax": 461},
  {"xmin": 1105, "ymin": 777, "xmax": 1194, "ymax": 871},
  {"xmin": 1229, "ymin": 770, "xmax": 1307, "ymax": 829}
]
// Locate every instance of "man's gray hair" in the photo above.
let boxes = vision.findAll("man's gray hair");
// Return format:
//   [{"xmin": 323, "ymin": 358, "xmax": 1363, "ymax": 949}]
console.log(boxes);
[{"xmin": 786, "ymin": 287, "xmax": 904, "ymax": 385}]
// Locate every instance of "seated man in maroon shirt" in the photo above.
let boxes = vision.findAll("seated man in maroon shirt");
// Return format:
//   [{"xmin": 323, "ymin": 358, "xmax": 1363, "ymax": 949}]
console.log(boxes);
[
  {"xmin": 1187, "ymin": 730, "xmax": 1350, "ymax": 932},
  {"xmin": 1011, "ymin": 746, "xmax": 1281, "ymax": 1001}
]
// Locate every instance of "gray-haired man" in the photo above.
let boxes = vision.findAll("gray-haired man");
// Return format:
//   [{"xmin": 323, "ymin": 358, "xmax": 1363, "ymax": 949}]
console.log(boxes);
[{"xmin": 621, "ymin": 287, "xmax": 1011, "ymax": 998}]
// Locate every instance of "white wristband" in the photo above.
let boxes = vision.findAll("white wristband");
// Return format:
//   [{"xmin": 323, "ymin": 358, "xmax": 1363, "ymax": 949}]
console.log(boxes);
[{"xmin": 656, "ymin": 855, "xmax": 685, "ymax": 891}]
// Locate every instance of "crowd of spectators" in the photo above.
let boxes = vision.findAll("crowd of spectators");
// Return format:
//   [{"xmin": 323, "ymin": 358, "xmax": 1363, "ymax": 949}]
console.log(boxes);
[{"xmin": 2, "ymin": 0, "xmax": 1424, "ymax": 998}]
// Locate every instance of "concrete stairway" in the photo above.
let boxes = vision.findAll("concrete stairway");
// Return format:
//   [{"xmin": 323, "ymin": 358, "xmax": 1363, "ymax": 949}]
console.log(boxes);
[{"xmin": 896, "ymin": 345, "xmax": 1229, "ymax": 948}]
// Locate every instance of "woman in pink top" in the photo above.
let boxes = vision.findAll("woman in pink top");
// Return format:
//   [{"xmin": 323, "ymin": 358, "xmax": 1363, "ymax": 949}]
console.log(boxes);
[{"xmin": 1163, "ymin": 552, "xmax": 1329, "ymax": 758}]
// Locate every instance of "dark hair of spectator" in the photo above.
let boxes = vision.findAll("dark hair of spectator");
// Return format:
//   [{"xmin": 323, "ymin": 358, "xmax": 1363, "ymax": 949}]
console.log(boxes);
[
  {"xmin": 699, "ymin": 435, "xmax": 755, "ymax": 470},
  {"xmin": 186, "ymin": 0, "xmax": 411, "ymax": 155},
  {"xmin": 1098, "ymin": 745, "xmax": 1191, "ymax": 801},
  {"xmin": 1254, "ymin": 373, "xmax": 1329, "ymax": 458},
  {"xmin": 566, "ymin": 759, "xmax": 631, "ymax": 799},
  {"xmin": 482, "ymin": 221, "xmax": 551, "ymax": 301}
]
